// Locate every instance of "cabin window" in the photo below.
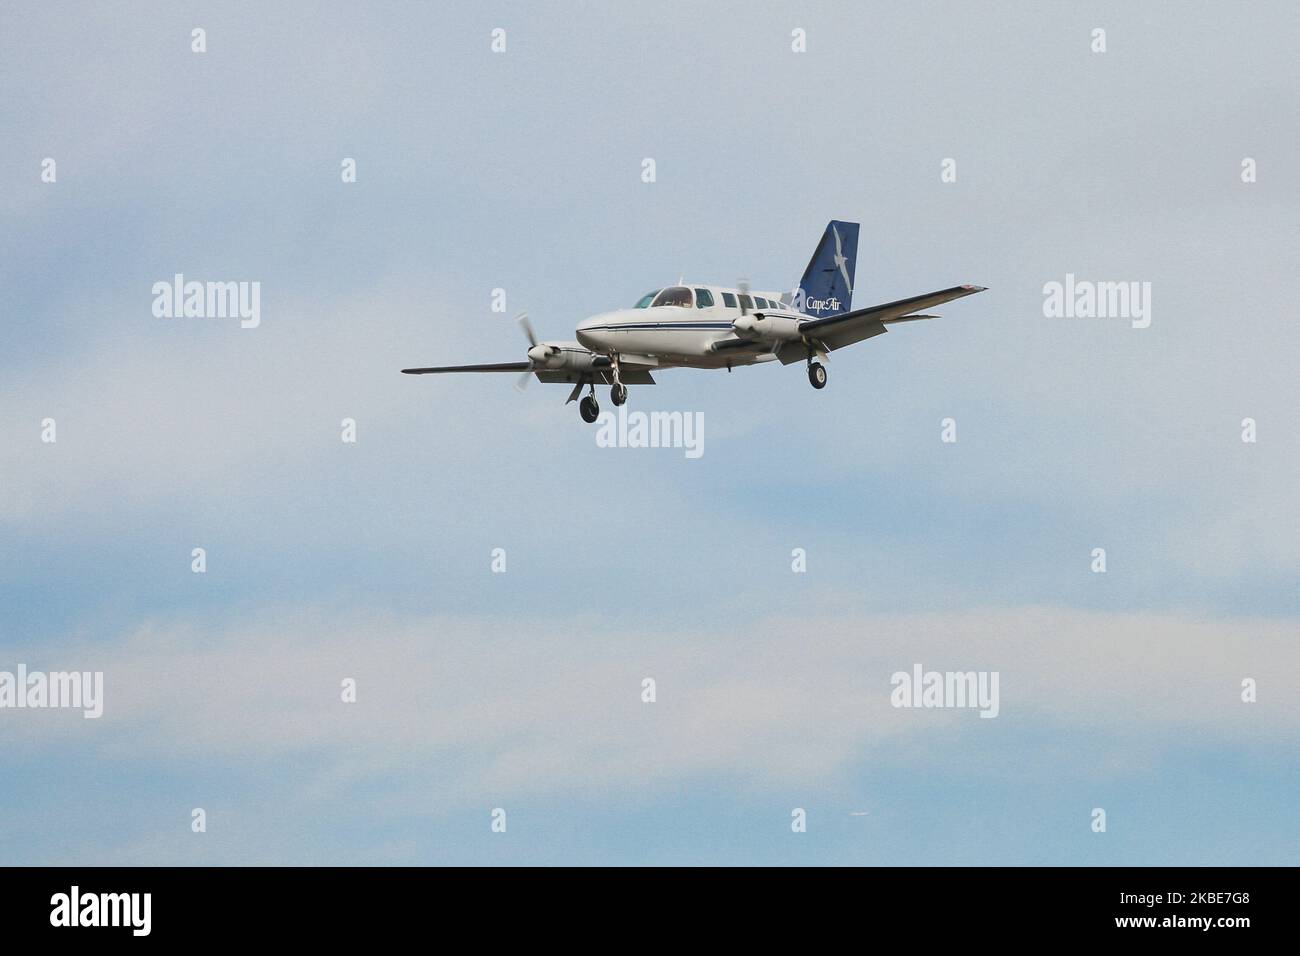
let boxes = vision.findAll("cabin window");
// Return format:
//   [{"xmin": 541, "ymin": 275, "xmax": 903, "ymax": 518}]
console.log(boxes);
[
  {"xmin": 652, "ymin": 286, "xmax": 693, "ymax": 308},
  {"xmin": 722, "ymin": 292, "xmax": 737, "ymax": 308},
  {"xmin": 634, "ymin": 291, "xmax": 659, "ymax": 309},
  {"xmin": 694, "ymin": 289, "xmax": 714, "ymax": 308},
  {"xmin": 738, "ymin": 293, "xmax": 754, "ymax": 311}
]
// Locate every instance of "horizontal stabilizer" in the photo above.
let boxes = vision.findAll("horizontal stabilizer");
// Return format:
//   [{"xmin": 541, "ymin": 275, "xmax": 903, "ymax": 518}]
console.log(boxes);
[
  {"xmin": 797, "ymin": 286, "xmax": 986, "ymax": 353},
  {"xmin": 883, "ymin": 313, "xmax": 940, "ymax": 324}
]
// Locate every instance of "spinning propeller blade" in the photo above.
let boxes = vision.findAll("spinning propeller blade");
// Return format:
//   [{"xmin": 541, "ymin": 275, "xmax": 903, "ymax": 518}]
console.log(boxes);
[{"xmin": 516, "ymin": 311, "xmax": 538, "ymax": 348}]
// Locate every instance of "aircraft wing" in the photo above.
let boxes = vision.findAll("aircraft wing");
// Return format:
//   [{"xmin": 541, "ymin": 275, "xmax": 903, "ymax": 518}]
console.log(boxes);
[
  {"xmin": 784, "ymin": 285, "xmax": 987, "ymax": 360},
  {"xmin": 401, "ymin": 363, "xmax": 654, "ymax": 385},
  {"xmin": 401, "ymin": 363, "xmax": 531, "ymax": 374}
]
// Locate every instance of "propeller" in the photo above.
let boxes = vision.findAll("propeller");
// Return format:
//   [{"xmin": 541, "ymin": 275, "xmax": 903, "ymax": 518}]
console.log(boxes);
[
  {"xmin": 513, "ymin": 311, "xmax": 560, "ymax": 391},
  {"xmin": 517, "ymin": 311, "xmax": 539, "ymax": 348},
  {"xmin": 738, "ymin": 277, "xmax": 751, "ymax": 315}
]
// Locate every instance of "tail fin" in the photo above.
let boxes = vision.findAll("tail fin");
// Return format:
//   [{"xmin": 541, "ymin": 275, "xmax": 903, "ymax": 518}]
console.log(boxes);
[{"xmin": 795, "ymin": 220, "xmax": 859, "ymax": 317}]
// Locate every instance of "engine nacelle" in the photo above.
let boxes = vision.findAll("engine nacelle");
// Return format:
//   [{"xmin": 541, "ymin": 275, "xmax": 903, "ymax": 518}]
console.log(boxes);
[
  {"xmin": 528, "ymin": 343, "xmax": 605, "ymax": 372},
  {"xmin": 560, "ymin": 350, "xmax": 603, "ymax": 372},
  {"xmin": 732, "ymin": 313, "xmax": 804, "ymax": 342}
]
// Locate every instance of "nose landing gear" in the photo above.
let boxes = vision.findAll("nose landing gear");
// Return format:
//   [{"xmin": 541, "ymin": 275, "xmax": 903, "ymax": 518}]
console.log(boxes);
[{"xmin": 609, "ymin": 352, "xmax": 628, "ymax": 406}]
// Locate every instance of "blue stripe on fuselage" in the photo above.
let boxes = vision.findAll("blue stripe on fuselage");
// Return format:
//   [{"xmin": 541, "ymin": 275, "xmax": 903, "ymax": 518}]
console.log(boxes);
[
  {"xmin": 579, "ymin": 323, "xmax": 734, "ymax": 332},
  {"xmin": 581, "ymin": 319, "xmax": 794, "ymax": 332}
]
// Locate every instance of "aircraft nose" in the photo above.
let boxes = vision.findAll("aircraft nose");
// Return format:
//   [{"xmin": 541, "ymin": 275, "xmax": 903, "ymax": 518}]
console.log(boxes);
[{"xmin": 576, "ymin": 313, "xmax": 612, "ymax": 350}]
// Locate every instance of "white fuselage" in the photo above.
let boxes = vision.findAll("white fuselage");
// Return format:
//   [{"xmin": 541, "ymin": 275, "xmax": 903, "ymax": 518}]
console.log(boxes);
[{"xmin": 575, "ymin": 284, "xmax": 799, "ymax": 370}]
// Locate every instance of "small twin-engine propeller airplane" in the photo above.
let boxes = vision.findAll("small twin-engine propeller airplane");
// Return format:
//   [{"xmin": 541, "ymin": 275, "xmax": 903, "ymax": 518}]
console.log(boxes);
[{"xmin": 402, "ymin": 221, "xmax": 986, "ymax": 423}]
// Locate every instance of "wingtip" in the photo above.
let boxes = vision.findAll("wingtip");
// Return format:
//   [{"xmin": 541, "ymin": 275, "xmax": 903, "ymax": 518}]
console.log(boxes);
[{"xmin": 962, "ymin": 284, "xmax": 989, "ymax": 292}]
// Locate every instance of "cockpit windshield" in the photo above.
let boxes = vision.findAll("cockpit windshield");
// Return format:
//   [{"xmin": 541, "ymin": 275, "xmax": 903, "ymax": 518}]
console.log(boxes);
[
  {"xmin": 652, "ymin": 286, "xmax": 693, "ymax": 308},
  {"xmin": 634, "ymin": 290, "xmax": 660, "ymax": 309}
]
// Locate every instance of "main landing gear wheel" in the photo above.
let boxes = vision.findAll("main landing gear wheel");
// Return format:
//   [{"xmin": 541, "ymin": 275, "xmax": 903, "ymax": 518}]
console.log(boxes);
[
  {"xmin": 808, "ymin": 361, "xmax": 827, "ymax": 389},
  {"xmin": 610, "ymin": 382, "xmax": 628, "ymax": 406},
  {"xmin": 579, "ymin": 395, "xmax": 600, "ymax": 423}
]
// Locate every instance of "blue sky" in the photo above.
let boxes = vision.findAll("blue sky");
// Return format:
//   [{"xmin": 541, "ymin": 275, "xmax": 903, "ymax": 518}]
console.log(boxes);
[{"xmin": 1, "ymin": 1, "xmax": 1297, "ymax": 865}]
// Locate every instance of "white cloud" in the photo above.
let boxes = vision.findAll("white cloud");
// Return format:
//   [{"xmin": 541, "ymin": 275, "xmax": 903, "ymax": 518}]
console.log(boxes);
[{"xmin": 4, "ymin": 606, "xmax": 1294, "ymax": 804}]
